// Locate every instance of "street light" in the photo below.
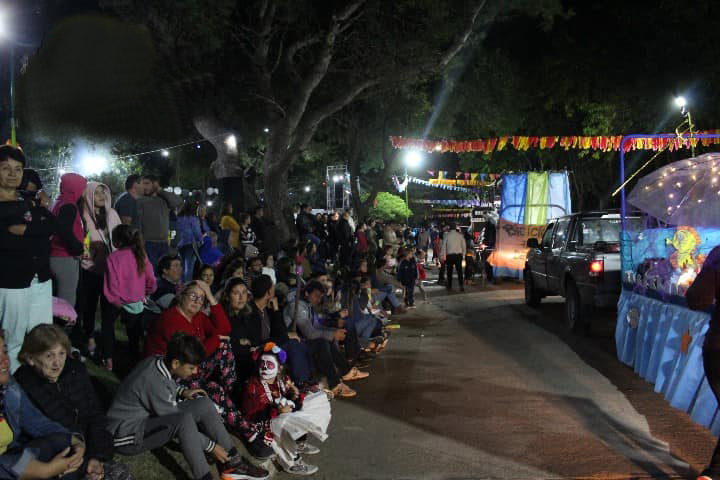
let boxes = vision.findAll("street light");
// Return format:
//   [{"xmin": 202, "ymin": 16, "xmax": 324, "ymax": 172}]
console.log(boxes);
[
  {"xmin": 674, "ymin": 96, "xmax": 687, "ymax": 109},
  {"xmin": 304, "ymin": 186, "xmax": 311, "ymax": 192},
  {"xmin": 161, "ymin": 149, "xmax": 170, "ymax": 157},
  {"xmin": 402, "ymin": 150, "xmax": 423, "ymax": 224},
  {"xmin": 404, "ymin": 150, "xmax": 423, "ymax": 169},
  {"xmin": 225, "ymin": 134, "xmax": 237, "ymax": 151}
]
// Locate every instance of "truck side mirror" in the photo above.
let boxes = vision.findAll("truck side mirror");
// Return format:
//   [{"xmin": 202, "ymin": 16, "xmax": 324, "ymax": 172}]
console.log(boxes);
[{"xmin": 527, "ymin": 238, "xmax": 539, "ymax": 249}]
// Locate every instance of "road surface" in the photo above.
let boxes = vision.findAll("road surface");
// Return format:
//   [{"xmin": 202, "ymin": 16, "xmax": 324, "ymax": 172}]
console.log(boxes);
[{"xmin": 279, "ymin": 285, "xmax": 715, "ymax": 479}]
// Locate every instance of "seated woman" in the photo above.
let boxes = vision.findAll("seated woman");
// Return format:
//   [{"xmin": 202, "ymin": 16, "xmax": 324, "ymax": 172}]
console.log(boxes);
[
  {"xmin": 224, "ymin": 276, "xmax": 316, "ymax": 396},
  {"xmin": 0, "ymin": 332, "xmax": 88, "ymax": 480},
  {"xmin": 14, "ymin": 324, "xmax": 131, "ymax": 480},
  {"xmin": 241, "ymin": 342, "xmax": 331, "ymax": 476},
  {"xmin": 143, "ymin": 280, "xmax": 254, "ymax": 440}
]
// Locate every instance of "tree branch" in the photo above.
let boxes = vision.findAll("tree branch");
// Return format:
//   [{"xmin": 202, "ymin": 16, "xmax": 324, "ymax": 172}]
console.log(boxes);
[{"xmin": 283, "ymin": 0, "xmax": 368, "ymax": 134}]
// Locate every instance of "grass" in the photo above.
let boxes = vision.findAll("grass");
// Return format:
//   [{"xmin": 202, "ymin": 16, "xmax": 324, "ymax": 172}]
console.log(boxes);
[{"xmin": 84, "ymin": 322, "xmax": 266, "ymax": 480}]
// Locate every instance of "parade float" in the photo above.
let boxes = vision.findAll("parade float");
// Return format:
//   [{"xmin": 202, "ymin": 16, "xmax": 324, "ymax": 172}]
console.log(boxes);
[
  {"xmin": 615, "ymin": 135, "xmax": 720, "ymax": 435},
  {"xmin": 490, "ymin": 171, "xmax": 571, "ymax": 279}
]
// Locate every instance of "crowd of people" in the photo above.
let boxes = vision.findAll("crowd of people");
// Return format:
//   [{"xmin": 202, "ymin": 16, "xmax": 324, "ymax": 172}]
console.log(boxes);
[{"xmin": 0, "ymin": 144, "xmax": 453, "ymax": 480}]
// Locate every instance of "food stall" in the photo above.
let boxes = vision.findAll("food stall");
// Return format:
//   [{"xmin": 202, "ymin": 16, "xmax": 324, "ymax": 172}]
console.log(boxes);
[{"xmin": 616, "ymin": 141, "xmax": 720, "ymax": 435}]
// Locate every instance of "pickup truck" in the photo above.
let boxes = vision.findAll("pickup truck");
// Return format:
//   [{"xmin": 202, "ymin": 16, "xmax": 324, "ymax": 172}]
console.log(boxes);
[{"xmin": 524, "ymin": 211, "xmax": 633, "ymax": 333}]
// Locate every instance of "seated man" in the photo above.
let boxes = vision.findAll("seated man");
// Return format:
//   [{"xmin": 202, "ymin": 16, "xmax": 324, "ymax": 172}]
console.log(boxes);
[
  {"xmin": 106, "ymin": 333, "xmax": 268, "ymax": 480},
  {"xmin": 371, "ymin": 258, "xmax": 406, "ymax": 314},
  {"xmin": 146, "ymin": 254, "xmax": 183, "ymax": 313},
  {"xmin": 284, "ymin": 281, "xmax": 368, "ymax": 398}
]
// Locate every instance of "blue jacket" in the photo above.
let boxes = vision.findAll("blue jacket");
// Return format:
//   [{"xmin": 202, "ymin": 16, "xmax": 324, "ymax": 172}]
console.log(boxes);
[
  {"xmin": 176, "ymin": 215, "xmax": 203, "ymax": 249},
  {"xmin": 0, "ymin": 379, "xmax": 70, "ymax": 480}
]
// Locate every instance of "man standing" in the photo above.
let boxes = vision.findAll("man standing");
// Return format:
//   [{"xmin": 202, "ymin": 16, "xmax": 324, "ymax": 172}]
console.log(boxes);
[
  {"xmin": 250, "ymin": 206, "xmax": 268, "ymax": 252},
  {"xmin": 136, "ymin": 174, "xmax": 181, "ymax": 269},
  {"xmin": 114, "ymin": 174, "xmax": 142, "ymax": 226},
  {"xmin": 441, "ymin": 223, "xmax": 466, "ymax": 292}
]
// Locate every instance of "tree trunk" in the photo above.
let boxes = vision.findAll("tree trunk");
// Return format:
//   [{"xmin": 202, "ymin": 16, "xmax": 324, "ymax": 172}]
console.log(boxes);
[{"xmin": 263, "ymin": 149, "xmax": 295, "ymax": 244}]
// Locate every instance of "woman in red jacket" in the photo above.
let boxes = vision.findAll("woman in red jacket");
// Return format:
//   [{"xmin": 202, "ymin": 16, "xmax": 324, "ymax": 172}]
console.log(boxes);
[{"xmin": 144, "ymin": 280, "xmax": 255, "ymax": 439}]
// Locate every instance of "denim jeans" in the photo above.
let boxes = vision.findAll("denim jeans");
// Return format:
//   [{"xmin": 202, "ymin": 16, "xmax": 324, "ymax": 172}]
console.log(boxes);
[
  {"xmin": 281, "ymin": 339, "xmax": 314, "ymax": 385},
  {"xmin": 179, "ymin": 244, "xmax": 197, "ymax": 283},
  {"xmin": 145, "ymin": 241, "xmax": 169, "ymax": 271},
  {"xmin": 347, "ymin": 313, "xmax": 382, "ymax": 347},
  {"xmin": 375, "ymin": 284, "xmax": 401, "ymax": 308}
]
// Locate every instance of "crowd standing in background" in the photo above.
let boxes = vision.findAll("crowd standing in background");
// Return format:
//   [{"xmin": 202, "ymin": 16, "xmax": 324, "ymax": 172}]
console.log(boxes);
[{"xmin": 0, "ymin": 144, "xmax": 490, "ymax": 480}]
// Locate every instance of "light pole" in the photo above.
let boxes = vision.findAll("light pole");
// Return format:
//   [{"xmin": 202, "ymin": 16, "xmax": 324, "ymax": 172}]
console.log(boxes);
[
  {"xmin": 1, "ymin": 9, "xmax": 35, "ymax": 147},
  {"xmin": 403, "ymin": 150, "xmax": 423, "ymax": 224},
  {"xmin": 674, "ymin": 95, "xmax": 696, "ymax": 156}
]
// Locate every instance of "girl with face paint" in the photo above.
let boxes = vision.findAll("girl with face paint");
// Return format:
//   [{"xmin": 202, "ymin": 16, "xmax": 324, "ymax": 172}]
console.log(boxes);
[{"xmin": 241, "ymin": 343, "xmax": 331, "ymax": 476}]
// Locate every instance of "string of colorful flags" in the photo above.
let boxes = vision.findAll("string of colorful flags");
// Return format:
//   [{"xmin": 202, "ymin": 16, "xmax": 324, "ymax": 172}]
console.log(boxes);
[
  {"xmin": 411, "ymin": 199, "xmax": 488, "ymax": 206},
  {"xmin": 391, "ymin": 130, "xmax": 720, "ymax": 154},
  {"xmin": 423, "ymin": 212, "xmax": 472, "ymax": 219},
  {"xmin": 392, "ymin": 175, "xmax": 488, "ymax": 193}
]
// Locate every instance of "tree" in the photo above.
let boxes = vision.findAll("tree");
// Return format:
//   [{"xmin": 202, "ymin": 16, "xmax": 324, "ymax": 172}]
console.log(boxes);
[{"xmin": 366, "ymin": 192, "xmax": 412, "ymax": 223}]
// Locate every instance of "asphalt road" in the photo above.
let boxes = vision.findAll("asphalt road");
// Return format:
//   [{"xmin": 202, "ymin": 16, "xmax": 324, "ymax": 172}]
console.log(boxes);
[{"xmin": 275, "ymin": 283, "xmax": 716, "ymax": 480}]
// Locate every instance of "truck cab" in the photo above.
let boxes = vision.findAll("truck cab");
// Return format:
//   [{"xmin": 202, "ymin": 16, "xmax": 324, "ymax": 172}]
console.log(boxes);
[{"xmin": 524, "ymin": 211, "xmax": 630, "ymax": 333}]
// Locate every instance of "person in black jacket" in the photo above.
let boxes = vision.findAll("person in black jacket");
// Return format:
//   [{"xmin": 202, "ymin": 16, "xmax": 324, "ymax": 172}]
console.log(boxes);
[
  {"xmin": 14, "ymin": 324, "xmax": 132, "ymax": 480},
  {"xmin": 226, "ymin": 276, "xmax": 315, "ymax": 390},
  {"xmin": 0, "ymin": 146, "xmax": 63, "ymax": 372}
]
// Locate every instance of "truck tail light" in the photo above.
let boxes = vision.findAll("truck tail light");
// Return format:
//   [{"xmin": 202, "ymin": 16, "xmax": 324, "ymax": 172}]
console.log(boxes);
[{"xmin": 589, "ymin": 260, "xmax": 604, "ymax": 277}]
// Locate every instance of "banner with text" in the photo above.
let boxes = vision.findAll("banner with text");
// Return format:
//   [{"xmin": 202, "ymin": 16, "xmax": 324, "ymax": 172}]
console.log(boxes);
[{"xmin": 489, "ymin": 219, "xmax": 546, "ymax": 270}]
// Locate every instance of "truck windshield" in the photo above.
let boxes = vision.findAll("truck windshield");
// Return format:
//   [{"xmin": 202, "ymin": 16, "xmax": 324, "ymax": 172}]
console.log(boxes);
[{"xmin": 577, "ymin": 218, "xmax": 642, "ymax": 245}]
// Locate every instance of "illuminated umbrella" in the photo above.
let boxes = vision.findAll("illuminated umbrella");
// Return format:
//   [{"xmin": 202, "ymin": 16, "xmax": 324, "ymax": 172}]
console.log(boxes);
[{"xmin": 628, "ymin": 152, "xmax": 720, "ymax": 226}]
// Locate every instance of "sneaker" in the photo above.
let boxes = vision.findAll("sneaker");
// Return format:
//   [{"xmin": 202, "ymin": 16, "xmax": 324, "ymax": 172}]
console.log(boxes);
[
  {"xmin": 244, "ymin": 436, "xmax": 275, "ymax": 460},
  {"xmin": 341, "ymin": 367, "xmax": 369, "ymax": 382},
  {"xmin": 296, "ymin": 441, "xmax": 320, "ymax": 455},
  {"xmin": 285, "ymin": 458, "xmax": 319, "ymax": 476},
  {"xmin": 330, "ymin": 383, "xmax": 357, "ymax": 398},
  {"xmin": 221, "ymin": 457, "xmax": 270, "ymax": 480}
]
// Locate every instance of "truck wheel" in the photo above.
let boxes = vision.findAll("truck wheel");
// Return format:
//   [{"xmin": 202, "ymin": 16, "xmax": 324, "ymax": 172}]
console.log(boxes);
[
  {"xmin": 565, "ymin": 281, "xmax": 592, "ymax": 334},
  {"xmin": 524, "ymin": 270, "xmax": 541, "ymax": 306}
]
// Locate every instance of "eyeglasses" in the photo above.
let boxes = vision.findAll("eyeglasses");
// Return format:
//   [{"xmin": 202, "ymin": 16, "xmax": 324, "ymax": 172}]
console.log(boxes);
[{"xmin": 185, "ymin": 293, "xmax": 205, "ymax": 303}]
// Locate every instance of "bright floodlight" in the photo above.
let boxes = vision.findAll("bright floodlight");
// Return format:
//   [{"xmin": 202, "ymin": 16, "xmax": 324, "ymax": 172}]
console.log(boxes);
[
  {"xmin": 675, "ymin": 96, "xmax": 687, "ymax": 108},
  {"xmin": 225, "ymin": 134, "xmax": 237, "ymax": 152},
  {"xmin": 333, "ymin": 175, "xmax": 341, "ymax": 182},
  {"xmin": 173, "ymin": 186, "xmax": 181, "ymax": 195},
  {"xmin": 304, "ymin": 186, "xmax": 311, "ymax": 192},
  {"xmin": 161, "ymin": 149, "xmax": 170, "ymax": 157},
  {"xmin": 404, "ymin": 150, "xmax": 423, "ymax": 168},
  {"xmin": 263, "ymin": 127, "xmax": 270, "ymax": 133},
  {"xmin": 80, "ymin": 155, "xmax": 109, "ymax": 176},
  {"xmin": 206, "ymin": 200, "xmax": 213, "ymax": 207}
]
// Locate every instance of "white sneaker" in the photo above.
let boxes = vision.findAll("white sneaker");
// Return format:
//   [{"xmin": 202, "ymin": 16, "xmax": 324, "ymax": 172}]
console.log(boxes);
[
  {"xmin": 296, "ymin": 441, "xmax": 320, "ymax": 455},
  {"xmin": 286, "ymin": 458, "xmax": 319, "ymax": 476}
]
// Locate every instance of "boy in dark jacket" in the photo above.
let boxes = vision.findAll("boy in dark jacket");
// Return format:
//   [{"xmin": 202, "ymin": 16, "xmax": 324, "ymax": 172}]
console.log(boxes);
[
  {"xmin": 397, "ymin": 250, "xmax": 418, "ymax": 308},
  {"xmin": 106, "ymin": 333, "xmax": 268, "ymax": 480}
]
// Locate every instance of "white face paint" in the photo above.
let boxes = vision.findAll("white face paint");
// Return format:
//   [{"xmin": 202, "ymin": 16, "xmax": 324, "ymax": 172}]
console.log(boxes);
[{"xmin": 260, "ymin": 354, "xmax": 278, "ymax": 380}]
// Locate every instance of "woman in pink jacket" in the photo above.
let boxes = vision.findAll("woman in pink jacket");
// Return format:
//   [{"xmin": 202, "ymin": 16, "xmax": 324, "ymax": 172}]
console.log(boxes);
[
  {"xmin": 102, "ymin": 225, "xmax": 156, "ymax": 370},
  {"xmin": 49, "ymin": 173, "xmax": 87, "ymax": 307},
  {"xmin": 78, "ymin": 182, "xmax": 121, "ymax": 356}
]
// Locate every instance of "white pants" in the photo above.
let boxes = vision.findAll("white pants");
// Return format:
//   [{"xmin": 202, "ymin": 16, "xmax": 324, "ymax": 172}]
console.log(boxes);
[{"xmin": 0, "ymin": 277, "xmax": 52, "ymax": 372}]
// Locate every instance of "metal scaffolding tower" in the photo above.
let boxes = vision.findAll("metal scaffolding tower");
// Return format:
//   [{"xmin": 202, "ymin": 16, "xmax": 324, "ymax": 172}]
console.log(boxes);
[{"xmin": 326, "ymin": 165, "xmax": 351, "ymax": 211}]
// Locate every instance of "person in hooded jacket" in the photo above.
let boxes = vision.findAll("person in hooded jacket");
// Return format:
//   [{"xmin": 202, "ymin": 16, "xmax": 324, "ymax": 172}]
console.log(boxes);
[
  {"xmin": 77, "ymin": 182, "xmax": 121, "ymax": 355},
  {"xmin": 49, "ymin": 173, "xmax": 87, "ymax": 308}
]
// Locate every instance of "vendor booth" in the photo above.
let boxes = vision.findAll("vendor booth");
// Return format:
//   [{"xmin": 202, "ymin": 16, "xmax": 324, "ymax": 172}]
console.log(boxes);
[{"xmin": 616, "ymin": 137, "xmax": 720, "ymax": 435}]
